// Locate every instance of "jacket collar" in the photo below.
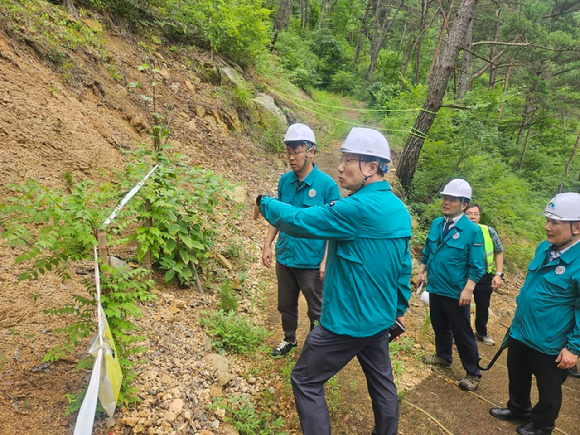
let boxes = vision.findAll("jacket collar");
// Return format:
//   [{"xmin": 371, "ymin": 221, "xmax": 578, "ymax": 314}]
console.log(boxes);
[
  {"xmin": 291, "ymin": 163, "xmax": 320, "ymax": 187},
  {"xmin": 354, "ymin": 180, "xmax": 392, "ymax": 195}
]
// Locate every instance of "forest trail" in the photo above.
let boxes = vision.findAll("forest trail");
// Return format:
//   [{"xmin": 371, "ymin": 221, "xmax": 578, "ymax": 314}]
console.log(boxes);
[{"xmin": 264, "ymin": 148, "xmax": 580, "ymax": 435}]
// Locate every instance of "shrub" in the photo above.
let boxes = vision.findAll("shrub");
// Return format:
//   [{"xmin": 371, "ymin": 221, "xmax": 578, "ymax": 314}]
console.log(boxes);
[{"xmin": 200, "ymin": 310, "xmax": 269, "ymax": 354}]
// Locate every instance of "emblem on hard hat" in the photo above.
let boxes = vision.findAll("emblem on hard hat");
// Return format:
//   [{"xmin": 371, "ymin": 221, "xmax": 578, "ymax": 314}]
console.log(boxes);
[
  {"xmin": 309, "ymin": 189, "xmax": 316, "ymax": 198},
  {"xmin": 555, "ymin": 266, "xmax": 565, "ymax": 275}
]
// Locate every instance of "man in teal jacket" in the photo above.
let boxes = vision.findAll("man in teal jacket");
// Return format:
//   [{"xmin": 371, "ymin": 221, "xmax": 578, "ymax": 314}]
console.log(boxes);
[
  {"xmin": 490, "ymin": 193, "xmax": 580, "ymax": 435},
  {"xmin": 417, "ymin": 179, "xmax": 485, "ymax": 391},
  {"xmin": 262, "ymin": 123, "xmax": 340, "ymax": 357},
  {"xmin": 257, "ymin": 127, "xmax": 412, "ymax": 435}
]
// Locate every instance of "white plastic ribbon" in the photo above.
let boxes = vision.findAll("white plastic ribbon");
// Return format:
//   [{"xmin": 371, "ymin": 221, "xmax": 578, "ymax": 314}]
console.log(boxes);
[{"xmin": 103, "ymin": 164, "xmax": 159, "ymax": 227}]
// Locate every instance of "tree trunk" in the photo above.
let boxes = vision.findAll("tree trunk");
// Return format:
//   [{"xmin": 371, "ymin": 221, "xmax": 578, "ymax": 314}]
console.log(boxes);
[
  {"xmin": 273, "ymin": 0, "xmax": 293, "ymax": 45},
  {"xmin": 488, "ymin": 7, "xmax": 501, "ymax": 88},
  {"xmin": 426, "ymin": 0, "xmax": 455, "ymax": 85},
  {"xmin": 318, "ymin": 0, "xmax": 328, "ymax": 30},
  {"xmin": 413, "ymin": 0, "xmax": 429, "ymax": 85},
  {"xmin": 367, "ymin": 0, "xmax": 402, "ymax": 78},
  {"xmin": 64, "ymin": 0, "xmax": 79, "ymax": 19},
  {"xmin": 558, "ymin": 130, "xmax": 580, "ymax": 193},
  {"xmin": 300, "ymin": 0, "xmax": 310, "ymax": 28},
  {"xmin": 397, "ymin": 0, "xmax": 479, "ymax": 191},
  {"xmin": 497, "ymin": 64, "xmax": 512, "ymax": 121},
  {"xmin": 518, "ymin": 124, "xmax": 533, "ymax": 172},
  {"xmin": 354, "ymin": 0, "xmax": 374, "ymax": 65},
  {"xmin": 456, "ymin": 14, "xmax": 474, "ymax": 100}
]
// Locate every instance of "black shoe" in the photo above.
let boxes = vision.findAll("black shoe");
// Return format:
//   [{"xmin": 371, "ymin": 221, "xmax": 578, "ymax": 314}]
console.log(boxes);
[
  {"xmin": 489, "ymin": 408, "xmax": 530, "ymax": 422},
  {"xmin": 569, "ymin": 364, "xmax": 580, "ymax": 378},
  {"xmin": 272, "ymin": 339, "xmax": 297, "ymax": 356},
  {"xmin": 516, "ymin": 422, "xmax": 552, "ymax": 435}
]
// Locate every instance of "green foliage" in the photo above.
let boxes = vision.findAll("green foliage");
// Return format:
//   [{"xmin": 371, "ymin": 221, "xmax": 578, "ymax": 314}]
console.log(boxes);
[
  {"xmin": 200, "ymin": 310, "xmax": 269, "ymax": 354},
  {"xmin": 0, "ymin": 178, "xmax": 116, "ymax": 281},
  {"xmin": 210, "ymin": 394, "xmax": 286, "ymax": 435},
  {"xmin": 274, "ymin": 31, "xmax": 321, "ymax": 89},
  {"xmin": 162, "ymin": 0, "xmax": 272, "ymax": 67},
  {"xmin": 328, "ymin": 70, "xmax": 358, "ymax": 95},
  {"xmin": 219, "ymin": 281, "xmax": 238, "ymax": 313},
  {"xmin": 124, "ymin": 141, "xmax": 231, "ymax": 286}
]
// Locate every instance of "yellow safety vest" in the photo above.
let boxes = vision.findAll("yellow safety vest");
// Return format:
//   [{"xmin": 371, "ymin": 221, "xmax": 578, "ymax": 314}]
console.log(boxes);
[{"xmin": 478, "ymin": 224, "xmax": 495, "ymax": 273}]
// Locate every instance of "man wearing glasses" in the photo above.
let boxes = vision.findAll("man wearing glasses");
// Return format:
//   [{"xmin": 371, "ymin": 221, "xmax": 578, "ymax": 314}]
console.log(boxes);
[
  {"xmin": 262, "ymin": 123, "xmax": 340, "ymax": 357},
  {"xmin": 257, "ymin": 127, "xmax": 411, "ymax": 435}
]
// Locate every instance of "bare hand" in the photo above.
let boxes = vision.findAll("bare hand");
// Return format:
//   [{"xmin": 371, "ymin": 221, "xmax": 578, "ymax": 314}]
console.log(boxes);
[
  {"xmin": 262, "ymin": 246, "xmax": 272, "ymax": 268},
  {"xmin": 459, "ymin": 288, "xmax": 473, "ymax": 306},
  {"xmin": 555, "ymin": 348, "xmax": 579, "ymax": 370},
  {"xmin": 319, "ymin": 261, "xmax": 326, "ymax": 281},
  {"xmin": 491, "ymin": 275, "xmax": 503, "ymax": 291},
  {"xmin": 417, "ymin": 271, "xmax": 427, "ymax": 286}
]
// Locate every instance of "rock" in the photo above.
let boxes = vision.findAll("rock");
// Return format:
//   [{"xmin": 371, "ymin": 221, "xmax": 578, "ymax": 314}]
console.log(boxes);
[
  {"xmin": 249, "ymin": 93, "xmax": 288, "ymax": 131},
  {"xmin": 209, "ymin": 386, "xmax": 223, "ymax": 398},
  {"xmin": 165, "ymin": 411, "xmax": 177, "ymax": 422},
  {"xmin": 129, "ymin": 114, "xmax": 149, "ymax": 132},
  {"xmin": 160, "ymin": 374, "xmax": 172, "ymax": 385},
  {"xmin": 199, "ymin": 431, "xmax": 214, "ymax": 435},
  {"xmin": 221, "ymin": 424, "xmax": 240, "ymax": 435},
  {"xmin": 173, "ymin": 299, "xmax": 187, "ymax": 309},
  {"xmin": 158, "ymin": 69, "xmax": 171, "ymax": 81},
  {"xmin": 203, "ymin": 354, "xmax": 231, "ymax": 385},
  {"xmin": 168, "ymin": 399, "xmax": 184, "ymax": 414},
  {"xmin": 214, "ymin": 406, "xmax": 226, "ymax": 419},
  {"xmin": 215, "ymin": 253, "xmax": 233, "ymax": 270},
  {"xmin": 170, "ymin": 82, "xmax": 181, "ymax": 93},
  {"xmin": 168, "ymin": 305, "xmax": 181, "ymax": 314},
  {"xmin": 121, "ymin": 416, "xmax": 139, "ymax": 427},
  {"xmin": 83, "ymin": 19, "xmax": 102, "ymax": 32},
  {"xmin": 109, "ymin": 255, "xmax": 130, "ymax": 272},
  {"xmin": 220, "ymin": 67, "xmax": 244, "ymax": 88},
  {"xmin": 185, "ymin": 81, "xmax": 196, "ymax": 93},
  {"xmin": 227, "ymin": 185, "xmax": 246, "ymax": 204}
]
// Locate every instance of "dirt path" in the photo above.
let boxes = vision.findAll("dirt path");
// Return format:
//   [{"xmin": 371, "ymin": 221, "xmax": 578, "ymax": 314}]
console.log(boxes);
[{"xmin": 264, "ymin": 149, "xmax": 580, "ymax": 435}]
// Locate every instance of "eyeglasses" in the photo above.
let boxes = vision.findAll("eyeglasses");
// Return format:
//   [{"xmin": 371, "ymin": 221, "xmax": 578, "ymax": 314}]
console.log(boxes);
[
  {"xmin": 466, "ymin": 211, "xmax": 480, "ymax": 216},
  {"xmin": 336, "ymin": 154, "xmax": 369, "ymax": 166},
  {"xmin": 286, "ymin": 149, "xmax": 306, "ymax": 158}
]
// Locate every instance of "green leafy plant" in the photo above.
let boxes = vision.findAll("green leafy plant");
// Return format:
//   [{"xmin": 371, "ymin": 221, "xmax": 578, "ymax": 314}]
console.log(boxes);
[
  {"xmin": 200, "ymin": 309, "xmax": 269, "ymax": 354},
  {"xmin": 124, "ymin": 64, "xmax": 233, "ymax": 286},
  {"xmin": 209, "ymin": 394, "xmax": 286, "ymax": 435},
  {"xmin": 219, "ymin": 281, "xmax": 238, "ymax": 313}
]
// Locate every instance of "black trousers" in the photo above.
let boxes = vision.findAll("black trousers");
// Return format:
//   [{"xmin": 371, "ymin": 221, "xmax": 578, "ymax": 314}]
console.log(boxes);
[
  {"xmin": 291, "ymin": 325, "xmax": 399, "ymax": 435},
  {"xmin": 507, "ymin": 338, "xmax": 569, "ymax": 430},
  {"xmin": 474, "ymin": 273, "xmax": 493, "ymax": 336},
  {"xmin": 429, "ymin": 293, "xmax": 481, "ymax": 376},
  {"xmin": 276, "ymin": 261, "xmax": 323, "ymax": 342}
]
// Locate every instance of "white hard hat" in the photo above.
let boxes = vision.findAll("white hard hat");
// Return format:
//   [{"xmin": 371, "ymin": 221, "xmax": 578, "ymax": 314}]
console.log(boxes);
[
  {"xmin": 543, "ymin": 192, "xmax": 580, "ymax": 221},
  {"xmin": 284, "ymin": 123, "xmax": 316, "ymax": 146},
  {"xmin": 440, "ymin": 178, "xmax": 472, "ymax": 200},
  {"xmin": 340, "ymin": 127, "xmax": 391, "ymax": 163}
]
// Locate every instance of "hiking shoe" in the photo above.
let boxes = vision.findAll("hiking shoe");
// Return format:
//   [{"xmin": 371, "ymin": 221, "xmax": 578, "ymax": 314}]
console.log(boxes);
[
  {"xmin": 459, "ymin": 373, "xmax": 481, "ymax": 391},
  {"xmin": 475, "ymin": 332, "xmax": 495, "ymax": 346},
  {"xmin": 272, "ymin": 339, "xmax": 297, "ymax": 357},
  {"xmin": 424, "ymin": 354, "xmax": 452, "ymax": 369},
  {"xmin": 489, "ymin": 408, "xmax": 530, "ymax": 422}
]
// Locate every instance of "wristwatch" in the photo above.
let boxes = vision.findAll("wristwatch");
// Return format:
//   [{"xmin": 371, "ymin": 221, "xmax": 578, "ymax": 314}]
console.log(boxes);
[{"xmin": 495, "ymin": 272, "xmax": 504, "ymax": 280}]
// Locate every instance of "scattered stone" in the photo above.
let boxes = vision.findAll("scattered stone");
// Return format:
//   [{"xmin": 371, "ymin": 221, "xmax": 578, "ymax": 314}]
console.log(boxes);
[
  {"xmin": 227, "ymin": 185, "xmax": 247, "ymax": 204},
  {"xmin": 215, "ymin": 253, "xmax": 233, "ymax": 270},
  {"xmin": 160, "ymin": 375, "xmax": 172, "ymax": 385},
  {"xmin": 204, "ymin": 354, "xmax": 231, "ymax": 385},
  {"xmin": 249, "ymin": 93, "xmax": 288, "ymax": 131},
  {"xmin": 120, "ymin": 416, "xmax": 139, "ymax": 427}
]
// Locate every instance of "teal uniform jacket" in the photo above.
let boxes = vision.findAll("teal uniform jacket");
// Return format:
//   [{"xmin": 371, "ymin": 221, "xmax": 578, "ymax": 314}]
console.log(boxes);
[
  {"xmin": 260, "ymin": 181, "xmax": 412, "ymax": 337},
  {"xmin": 510, "ymin": 240, "xmax": 580, "ymax": 356},
  {"xmin": 275, "ymin": 164, "xmax": 341, "ymax": 269},
  {"xmin": 421, "ymin": 214, "xmax": 485, "ymax": 299}
]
